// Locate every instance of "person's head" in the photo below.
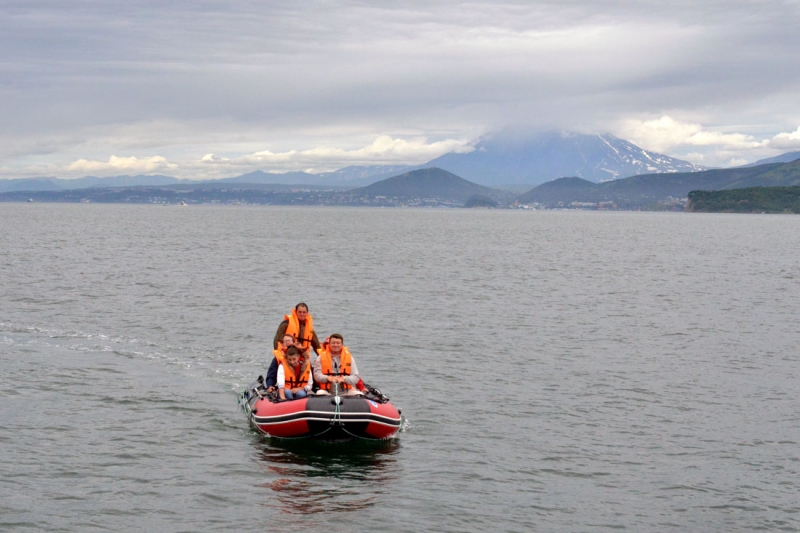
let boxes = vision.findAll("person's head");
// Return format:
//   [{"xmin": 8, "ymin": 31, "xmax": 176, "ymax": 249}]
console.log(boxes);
[
  {"xmin": 329, "ymin": 333, "xmax": 343, "ymax": 353},
  {"xmin": 281, "ymin": 334, "xmax": 294, "ymax": 349},
  {"xmin": 295, "ymin": 303, "xmax": 309, "ymax": 321},
  {"xmin": 286, "ymin": 346, "xmax": 301, "ymax": 366}
]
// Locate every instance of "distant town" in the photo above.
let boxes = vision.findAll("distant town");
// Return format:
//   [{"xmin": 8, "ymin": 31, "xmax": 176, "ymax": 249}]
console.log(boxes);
[{"xmin": 1, "ymin": 176, "xmax": 689, "ymax": 211}]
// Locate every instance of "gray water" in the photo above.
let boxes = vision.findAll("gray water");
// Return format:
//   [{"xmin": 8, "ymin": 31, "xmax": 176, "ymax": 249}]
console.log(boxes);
[{"xmin": 1, "ymin": 204, "xmax": 799, "ymax": 532}]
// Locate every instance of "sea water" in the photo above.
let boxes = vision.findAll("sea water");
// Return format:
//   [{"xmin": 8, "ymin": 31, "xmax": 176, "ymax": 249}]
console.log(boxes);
[{"xmin": 1, "ymin": 204, "xmax": 799, "ymax": 531}]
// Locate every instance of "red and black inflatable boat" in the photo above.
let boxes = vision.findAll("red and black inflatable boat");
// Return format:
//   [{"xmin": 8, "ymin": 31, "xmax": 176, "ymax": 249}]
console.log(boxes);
[{"xmin": 240, "ymin": 379, "xmax": 402, "ymax": 440}]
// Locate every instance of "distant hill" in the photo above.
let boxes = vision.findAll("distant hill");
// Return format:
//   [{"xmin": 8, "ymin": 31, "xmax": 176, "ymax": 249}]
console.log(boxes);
[
  {"xmin": 0, "ymin": 178, "xmax": 62, "ymax": 193},
  {"xmin": 321, "ymin": 165, "xmax": 415, "ymax": 184},
  {"xmin": 215, "ymin": 166, "xmax": 414, "ymax": 187},
  {"xmin": 0, "ymin": 167, "xmax": 406, "ymax": 194},
  {"xmin": 423, "ymin": 130, "xmax": 704, "ymax": 187},
  {"xmin": 0, "ymin": 174, "xmax": 180, "ymax": 193},
  {"xmin": 213, "ymin": 170, "xmax": 319, "ymax": 185},
  {"xmin": 743, "ymin": 151, "xmax": 800, "ymax": 167},
  {"xmin": 464, "ymin": 194, "xmax": 498, "ymax": 208},
  {"xmin": 66, "ymin": 174, "xmax": 181, "ymax": 188},
  {"xmin": 521, "ymin": 177, "xmax": 599, "ymax": 205},
  {"xmin": 745, "ymin": 158, "xmax": 800, "ymax": 185},
  {"xmin": 519, "ymin": 159, "xmax": 800, "ymax": 208},
  {"xmin": 687, "ymin": 186, "xmax": 800, "ymax": 213},
  {"xmin": 352, "ymin": 167, "xmax": 499, "ymax": 202}
]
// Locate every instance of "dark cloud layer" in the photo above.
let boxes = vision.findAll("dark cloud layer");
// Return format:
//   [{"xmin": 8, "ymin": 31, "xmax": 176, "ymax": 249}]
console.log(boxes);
[{"xmin": 2, "ymin": 1, "xmax": 799, "ymax": 177}]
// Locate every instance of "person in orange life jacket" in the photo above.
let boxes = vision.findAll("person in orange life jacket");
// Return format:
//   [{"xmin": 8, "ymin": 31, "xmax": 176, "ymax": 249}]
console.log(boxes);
[
  {"xmin": 278, "ymin": 346, "xmax": 313, "ymax": 400},
  {"xmin": 312, "ymin": 333, "xmax": 362, "ymax": 396},
  {"xmin": 273, "ymin": 303, "xmax": 321, "ymax": 354},
  {"xmin": 265, "ymin": 334, "xmax": 298, "ymax": 392}
]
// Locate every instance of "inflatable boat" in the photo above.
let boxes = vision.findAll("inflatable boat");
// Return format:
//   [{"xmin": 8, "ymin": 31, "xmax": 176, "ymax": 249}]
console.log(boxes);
[{"xmin": 240, "ymin": 377, "xmax": 402, "ymax": 440}]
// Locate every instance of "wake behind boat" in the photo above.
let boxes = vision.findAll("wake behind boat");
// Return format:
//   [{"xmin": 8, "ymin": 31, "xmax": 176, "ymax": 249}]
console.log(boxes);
[{"xmin": 240, "ymin": 378, "xmax": 402, "ymax": 440}]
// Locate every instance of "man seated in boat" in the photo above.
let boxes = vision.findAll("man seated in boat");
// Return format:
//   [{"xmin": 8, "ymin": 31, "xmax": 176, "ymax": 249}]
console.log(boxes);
[
  {"xmin": 273, "ymin": 303, "xmax": 321, "ymax": 355},
  {"xmin": 265, "ymin": 333, "xmax": 305, "ymax": 393},
  {"xmin": 277, "ymin": 346, "xmax": 313, "ymax": 400},
  {"xmin": 312, "ymin": 333, "xmax": 362, "ymax": 395}
]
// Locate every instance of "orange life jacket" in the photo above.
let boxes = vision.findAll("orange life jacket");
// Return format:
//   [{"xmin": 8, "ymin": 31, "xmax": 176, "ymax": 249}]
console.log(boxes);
[
  {"xmin": 317, "ymin": 347, "xmax": 353, "ymax": 391},
  {"xmin": 284, "ymin": 310, "xmax": 315, "ymax": 351},
  {"xmin": 272, "ymin": 348, "xmax": 286, "ymax": 366},
  {"xmin": 280, "ymin": 358, "xmax": 310, "ymax": 390}
]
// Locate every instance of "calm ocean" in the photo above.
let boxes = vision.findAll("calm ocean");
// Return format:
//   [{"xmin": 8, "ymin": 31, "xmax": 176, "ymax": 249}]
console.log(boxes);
[{"xmin": 1, "ymin": 204, "xmax": 799, "ymax": 531}]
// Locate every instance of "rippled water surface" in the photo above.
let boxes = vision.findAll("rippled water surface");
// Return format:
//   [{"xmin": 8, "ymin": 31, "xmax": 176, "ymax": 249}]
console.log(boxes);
[{"xmin": 2, "ymin": 204, "xmax": 799, "ymax": 531}]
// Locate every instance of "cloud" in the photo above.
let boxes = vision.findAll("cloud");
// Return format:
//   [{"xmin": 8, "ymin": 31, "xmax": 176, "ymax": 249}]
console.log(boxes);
[
  {"xmin": 201, "ymin": 153, "xmax": 228, "ymax": 163},
  {"xmin": 67, "ymin": 155, "xmax": 176, "ymax": 174},
  {"xmin": 5, "ymin": 130, "xmax": 472, "ymax": 179},
  {"xmin": 199, "ymin": 135, "xmax": 473, "ymax": 172},
  {"xmin": 616, "ymin": 116, "xmax": 764, "ymax": 153},
  {"xmin": 613, "ymin": 117, "xmax": 800, "ymax": 166},
  {"xmin": 2, "ymin": 2, "xmax": 800, "ymax": 177},
  {"xmin": 767, "ymin": 127, "xmax": 800, "ymax": 150}
]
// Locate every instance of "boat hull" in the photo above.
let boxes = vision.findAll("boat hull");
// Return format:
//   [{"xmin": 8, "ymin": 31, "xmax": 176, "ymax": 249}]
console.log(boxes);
[{"xmin": 241, "ymin": 387, "xmax": 402, "ymax": 440}]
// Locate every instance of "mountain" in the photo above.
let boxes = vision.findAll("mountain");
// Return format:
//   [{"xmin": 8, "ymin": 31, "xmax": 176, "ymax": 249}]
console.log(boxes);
[
  {"xmin": 213, "ymin": 170, "xmax": 319, "ymax": 185},
  {"xmin": 745, "ymin": 158, "xmax": 800, "ymax": 185},
  {"xmin": 518, "ymin": 159, "xmax": 800, "ymax": 208},
  {"xmin": 424, "ymin": 130, "xmax": 705, "ymax": 187},
  {"xmin": 744, "ymin": 151, "xmax": 800, "ymax": 166},
  {"xmin": 0, "ymin": 178, "xmax": 62, "ymax": 193},
  {"xmin": 0, "ymin": 170, "xmax": 364, "ymax": 193},
  {"xmin": 65, "ymin": 174, "xmax": 180, "ymax": 188},
  {"xmin": 521, "ymin": 177, "xmax": 599, "ymax": 205},
  {"xmin": 321, "ymin": 165, "xmax": 415, "ymax": 184},
  {"xmin": 351, "ymin": 167, "xmax": 500, "ymax": 201},
  {"xmin": 209, "ymin": 166, "xmax": 414, "ymax": 187}
]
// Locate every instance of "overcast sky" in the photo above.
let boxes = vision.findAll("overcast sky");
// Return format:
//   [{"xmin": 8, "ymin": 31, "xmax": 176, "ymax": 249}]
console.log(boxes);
[{"xmin": 2, "ymin": 0, "xmax": 799, "ymax": 180}]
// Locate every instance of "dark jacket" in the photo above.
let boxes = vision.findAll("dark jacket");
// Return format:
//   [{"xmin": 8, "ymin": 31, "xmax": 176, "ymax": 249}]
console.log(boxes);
[{"xmin": 265, "ymin": 357, "xmax": 279, "ymax": 389}]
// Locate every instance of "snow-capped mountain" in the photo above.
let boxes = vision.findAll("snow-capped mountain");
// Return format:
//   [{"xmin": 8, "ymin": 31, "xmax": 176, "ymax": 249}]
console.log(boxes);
[{"xmin": 423, "ymin": 130, "xmax": 705, "ymax": 186}]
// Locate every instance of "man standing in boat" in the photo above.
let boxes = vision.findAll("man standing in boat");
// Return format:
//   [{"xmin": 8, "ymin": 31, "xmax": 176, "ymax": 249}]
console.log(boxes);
[
  {"xmin": 273, "ymin": 303, "xmax": 321, "ymax": 354},
  {"xmin": 313, "ymin": 333, "xmax": 362, "ymax": 395}
]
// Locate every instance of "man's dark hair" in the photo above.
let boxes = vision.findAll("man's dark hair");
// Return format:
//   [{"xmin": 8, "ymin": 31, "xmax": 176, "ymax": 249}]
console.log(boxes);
[
  {"xmin": 286, "ymin": 346, "xmax": 301, "ymax": 356},
  {"xmin": 295, "ymin": 302, "xmax": 308, "ymax": 312},
  {"xmin": 329, "ymin": 333, "xmax": 343, "ymax": 342}
]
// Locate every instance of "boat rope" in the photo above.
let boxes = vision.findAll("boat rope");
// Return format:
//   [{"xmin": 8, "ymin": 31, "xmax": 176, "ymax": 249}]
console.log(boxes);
[
  {"xmin": 340, "ymin": 425, "xmax": 366, "ymax": 439},
  {"xmin": 331, "ymin": 383, "xmax": 343, "ymax": 426}
]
